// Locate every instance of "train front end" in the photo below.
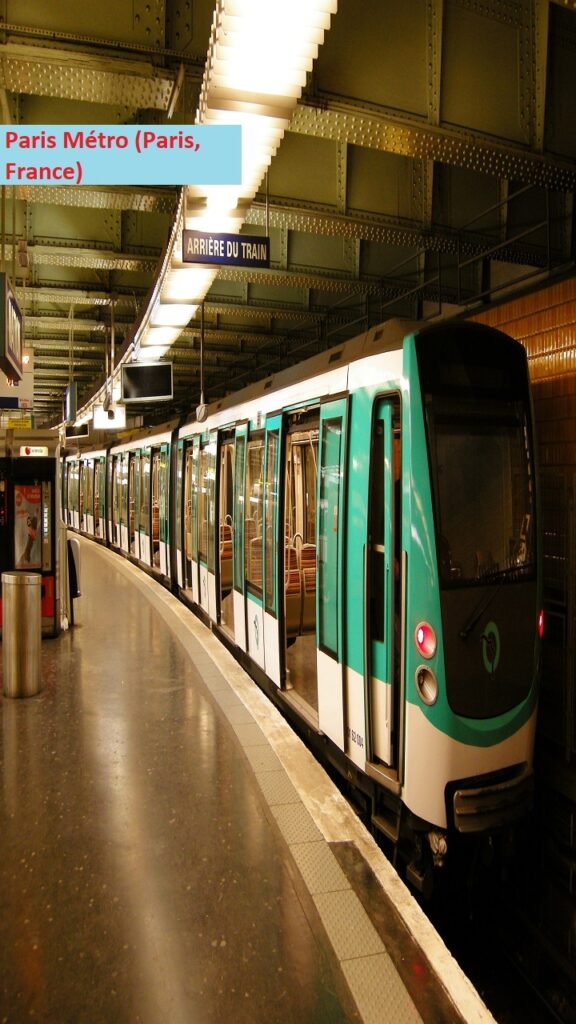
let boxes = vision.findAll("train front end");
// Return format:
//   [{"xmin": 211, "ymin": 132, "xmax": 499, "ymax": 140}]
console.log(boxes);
[{"xmin": 401, "ymin": 321, "xmax": 541, "ymax": 856}]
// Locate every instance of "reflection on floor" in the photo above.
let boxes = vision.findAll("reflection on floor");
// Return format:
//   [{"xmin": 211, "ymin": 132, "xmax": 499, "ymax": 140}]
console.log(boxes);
[
  {"xmin": 220, "ymin": 589, "xmax": 234, "ymax": 636},
  {"xmin": 285, "ymin": 632, "xmax": 318, "ymax": 716}
]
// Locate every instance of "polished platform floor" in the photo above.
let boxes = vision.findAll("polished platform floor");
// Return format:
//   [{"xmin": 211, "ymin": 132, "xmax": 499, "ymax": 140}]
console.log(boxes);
[{"xmin": 0, "ymin": 538, "xmax": 493, "ymax": 1024}]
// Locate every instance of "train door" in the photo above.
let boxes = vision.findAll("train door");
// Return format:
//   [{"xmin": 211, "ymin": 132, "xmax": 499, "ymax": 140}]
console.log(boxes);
[
  {"xmin": 283, "ymin": 413, "xmax": 319, "ymax": 717},
  {"xmin": 70, "ymin": 460, "xmax": 80, "ymax": 529},
  {"xmin": 139, "ymin": 448, "xmax": 151, "ymax": 564},
  {"xmin": 183, "ymin": 437, "xmax": 200, "ymax": 602},
  {"xmin": 107, "ymin": 455, "xmax": 114, "ymax": 545},
  {"xmin": 79, "ymin": 462, "xmax": 86, "ymax": 531},
  {"xmin": 366, "ymin": 396, "xmax": 402, "ymax": 772},
  {"xmin": 175, "ymin": 440, "xmax": 184, "ymax": 588},
  {"xmin": 151, "ymin": 449, "xmax": 160, "ymax": 568},
  {"xmin": 128, "ymin": 453, "xmax": 137, "ymax": 555},
  {"xmin": 94, "ymin": 458, "xmax": 102, "ymax": 539},
  {"xmin": 85, "ymin": 459, "xmax": 95, "ymax": 536},
  {"xmin": 218, "ymin": 434, "xmax": 235, "ymax": 636},
  {"xmin": 198, "ymin": 432, "xmax": 217, "ymax": 619},
  {"xmin": 316, "ymin": 398, "xmax": 348, "ymax": 749},
  {"xmin": 262, "ymin": 414, "xmax": 282, "ymax": 687},
  {"xmin": 245, "ymin": 432, "xmax": 265, "ymax": 670},
  {"xmin": 232, "ymin": 423, "xmax": 247, "ymax": 652},
  {"xmin": 119, "ymin": 452, "xmax": 129, "ymax": 552},
  {"xmin": 158, "ymin": 443, "xmax": 170, "ymax": 577}
]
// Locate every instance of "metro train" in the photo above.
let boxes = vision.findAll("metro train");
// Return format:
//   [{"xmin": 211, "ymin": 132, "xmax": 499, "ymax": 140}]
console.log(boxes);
[{"xmin": 62, "ymin": 318, "xmax": 542, "ymax": 890}]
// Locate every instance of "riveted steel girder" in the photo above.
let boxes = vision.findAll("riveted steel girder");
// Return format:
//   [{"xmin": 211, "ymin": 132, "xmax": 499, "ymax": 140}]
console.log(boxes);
[
  {"xmin": 290, "ymin": 100, "xmax": 576, "ymax": 191},
  {"xmin": 18, "ymin": 185, "xmax": 178, "ymax": 215},
  {"xmin": 28, "ymin": 245, "xmax": 159, "ymax": 273},
  {"xmin": 0, "ymin": 42, "xmax": 175, "ymax": 109}
]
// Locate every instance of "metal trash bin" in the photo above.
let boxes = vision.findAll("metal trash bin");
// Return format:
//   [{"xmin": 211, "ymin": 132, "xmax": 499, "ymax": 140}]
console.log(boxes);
[{"xmin": 2, "ymin": 572, "xmax": 42, "ymax": 698}]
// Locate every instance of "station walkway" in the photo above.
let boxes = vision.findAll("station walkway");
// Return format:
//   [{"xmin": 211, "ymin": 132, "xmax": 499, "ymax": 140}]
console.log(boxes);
[{"xmin": 0, "ymin": 537, "xmax": 494, "ymax": 1024}]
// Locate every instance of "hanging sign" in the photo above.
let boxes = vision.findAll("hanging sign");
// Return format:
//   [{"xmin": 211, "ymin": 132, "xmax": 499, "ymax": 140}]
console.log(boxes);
[{"xmin": 182, "ymin": 230, "xmax": 270, "ymax": 268}]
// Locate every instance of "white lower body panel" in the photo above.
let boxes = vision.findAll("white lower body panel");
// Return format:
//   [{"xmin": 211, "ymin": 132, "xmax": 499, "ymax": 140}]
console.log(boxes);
[
  {"xmin": 317, "ymin": 649, "xmax": 345, "ymax": 751},
  {"xmin": 264, "ymin": 610, "xmax": 280, "ymax": 687},
  {"xmin": 402, "ymin": 702, "xmax": 538, "ymax": 829},
  {"xmin": 247, "ymin": 596, "xmax": 265, "ymax": 671},
  {"xmin": 234, "ymin": 590, "xmax": 246, "ymax": 652}
]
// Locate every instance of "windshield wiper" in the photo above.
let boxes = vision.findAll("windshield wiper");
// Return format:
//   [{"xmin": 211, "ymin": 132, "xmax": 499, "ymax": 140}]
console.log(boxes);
[{"xmin": 459, "ymin": 582, "xmax": 503, "ymax": 639}]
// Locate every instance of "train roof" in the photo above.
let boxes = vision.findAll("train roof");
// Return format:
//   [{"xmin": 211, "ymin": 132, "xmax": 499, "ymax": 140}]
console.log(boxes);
[{"xmin": 181, "ymin": 317, "xmax": 421, "ymax": 430}]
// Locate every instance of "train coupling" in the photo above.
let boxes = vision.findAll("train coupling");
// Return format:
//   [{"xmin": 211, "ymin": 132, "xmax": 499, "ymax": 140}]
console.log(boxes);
[{"xmin": 428, "ymin": 829, "xmax": 448, "ymax": 868}]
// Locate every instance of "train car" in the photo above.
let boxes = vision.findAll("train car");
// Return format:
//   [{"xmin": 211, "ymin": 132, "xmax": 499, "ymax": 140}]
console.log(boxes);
[{"xmin": 64, "ymin": 318, "xmax": 542, "ymax": 889}]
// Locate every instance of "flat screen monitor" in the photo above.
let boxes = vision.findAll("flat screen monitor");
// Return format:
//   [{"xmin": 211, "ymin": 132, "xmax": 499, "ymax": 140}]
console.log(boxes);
[
  {"xmin": 65, "ymin": 423, "xmax": 89, "ymax": 441},
  {"xmin": 121, "ymin": 362, "xmax": 173, "ymax": 403}
]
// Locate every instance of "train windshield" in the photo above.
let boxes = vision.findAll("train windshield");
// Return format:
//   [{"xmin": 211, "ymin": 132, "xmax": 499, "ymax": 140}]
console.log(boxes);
[
  {"xmin": 427, "ymin": 398, "xmax": 535, "ymax": 586},
  {"xmin": 416, "ymin": 324, "xmax": 536, "ymax": 589}
]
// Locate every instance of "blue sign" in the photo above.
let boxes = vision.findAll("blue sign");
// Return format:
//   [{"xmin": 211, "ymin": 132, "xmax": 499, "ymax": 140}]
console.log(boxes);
[{"xmin": 183, "ymin": 230, "xmax": 270, "ymax": 268}]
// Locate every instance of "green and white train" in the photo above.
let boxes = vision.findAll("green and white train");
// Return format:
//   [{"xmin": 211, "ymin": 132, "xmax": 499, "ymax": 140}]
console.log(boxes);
[{"xmin": 63, "ymin": 318, "xmax": 542, "ymax": 888}]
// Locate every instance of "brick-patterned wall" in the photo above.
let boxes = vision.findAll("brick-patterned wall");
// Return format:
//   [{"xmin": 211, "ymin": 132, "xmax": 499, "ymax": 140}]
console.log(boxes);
[{"xmin": 472, "ymin": 279, "xmax": 576, "ymax": 471}]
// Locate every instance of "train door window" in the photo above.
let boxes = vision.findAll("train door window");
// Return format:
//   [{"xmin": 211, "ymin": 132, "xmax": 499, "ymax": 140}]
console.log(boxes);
[
  {"xmin": 233, "ymin": 434, "xmax": 246, "ymax": 593},
  {"xmin": 219, "ymin": 439, "xmax": 235, "ymax": 634},
  {"xmin": 318, "ymin": 419, "xmax": 343, "ymax": 658},
  {"xmin": 245, "ymin": 436, "xmax": 264, "ymax": 592},
  {"xmin": 151, "ymin": 450, "xmax": 161, "ymax": 567},
  {"xmin": 175, "ymin": 441, "xmax": 184, "ymax": 578},
  {"xmin": 86, "ymin": 461, "xmax": 94, "ymax": 524},
  {"xmin": 367, "ymin": 395, "xmax": 402, "ymax": 770},
  {"xmin": 77, "ymin": 464, "xmax": 84, "ymax": 528},
  {"xmin": 159, "ymin": 445, "xmax": 169, "ymax": 550},
  {"xmin": 111, "ymin": 456, "xmax": 120, "ymax": 543},
  {"xmin": 264, "ymin": 430, "xmax": 279, "ymax": 614},
  {"xmin": 94, "ymin": 462, "xmax": 100, "ymax": 532},
  {"xmin": 128, "ymin": 454, "xmax": 136, "ymax": 554},
  {"xmin": 198, "ymin": 439, "xmax": 216, "ymax": 571},
  {"xmin": 184, "ymin": 442, "xmax": 197, "ymax": 586},
  {"xmin": 120, "ymin": 454, "xmax": 129, "ymax": 539},
  {"xmin": 283, "ymin": 414, "xmax": 319, "ymax": 711},
  {"xmin": 140, "ymin": 451, "xmax": 150, "ymax": 552},
  {"xmin": 98, "ymin": 459, "xmax": 106, "ymax": 536}
]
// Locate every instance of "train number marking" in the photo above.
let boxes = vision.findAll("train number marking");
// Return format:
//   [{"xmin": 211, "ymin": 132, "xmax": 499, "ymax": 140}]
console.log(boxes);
[{"xmin": 347, "ymin": 727, "xmax": 364, "ymax": 750}]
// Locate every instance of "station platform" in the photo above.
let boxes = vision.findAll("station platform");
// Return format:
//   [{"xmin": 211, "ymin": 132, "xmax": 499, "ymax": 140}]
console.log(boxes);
[{"xmin": 0, "ymin": 537, "xmax": 495, "ymax": 1024}]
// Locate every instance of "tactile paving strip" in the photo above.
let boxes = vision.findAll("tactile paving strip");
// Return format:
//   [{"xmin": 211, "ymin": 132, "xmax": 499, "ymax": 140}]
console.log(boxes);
[
  {"xmin": 342, "ymin": 954, "xmax": 422, "ymax": 1024},
  {"xmin": 313, "ymin": 890, "xmax": 385, "ymax": 961},
  {"xmin": 290, "ymin": 841, "xmax": 350, "ymax": 895},
  {"xmin": 270, "ymin": 803, "xmax": 324, "ymax": 844}
]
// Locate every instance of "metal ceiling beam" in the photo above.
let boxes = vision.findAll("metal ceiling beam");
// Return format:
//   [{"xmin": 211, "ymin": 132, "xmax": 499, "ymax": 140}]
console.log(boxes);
[
  {"xmin": 16, "ymin": 287, "xmax": 130, "ymax": 307},
  {"xmin": 0, "ymin": 42, "xmax": 175, "ymax": 109},
  {"xmin": 17, "ymin": 185, "xmax": 178, "ymax": 215},
  {"xmin": 290, "ymin": 97, "xmax": 576, "ymax": 191},
  {"xmin": 0, "ymin": 22, "xmax": 206, "ymax": 68},
  {"xmin": 25, "ymin": 244, "xmax": 159, "ymax": 273}
]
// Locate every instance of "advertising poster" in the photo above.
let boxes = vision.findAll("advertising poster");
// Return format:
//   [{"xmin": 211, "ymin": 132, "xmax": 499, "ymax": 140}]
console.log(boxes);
[{"xmin": 15, "ymin": 484, "xmax": 42, "ymax": 569}]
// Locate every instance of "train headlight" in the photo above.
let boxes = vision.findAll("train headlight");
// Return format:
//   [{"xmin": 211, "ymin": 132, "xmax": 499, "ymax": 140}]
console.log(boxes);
[
  {"xmin": 415, "ymin": 665, "xmax": 438, "ymax": 706},
  {"xmin": 415, "ymin": 621, "xmax": 436, "ymax": 659}
]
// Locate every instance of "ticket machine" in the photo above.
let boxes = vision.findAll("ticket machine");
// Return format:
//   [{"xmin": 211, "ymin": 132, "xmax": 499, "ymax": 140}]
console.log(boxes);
[{"xmin": 0, "ymin": 430, "xmax": 61, "ymax": 637}]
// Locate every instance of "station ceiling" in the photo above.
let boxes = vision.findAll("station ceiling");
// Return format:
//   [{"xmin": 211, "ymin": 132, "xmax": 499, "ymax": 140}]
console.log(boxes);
[{"xmin": 2, "ymin": 0, "xmax": 576, "ymax": 424}]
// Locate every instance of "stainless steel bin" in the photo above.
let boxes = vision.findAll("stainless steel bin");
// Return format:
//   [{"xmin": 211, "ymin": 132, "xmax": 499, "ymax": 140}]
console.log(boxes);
[{"xmin": 2, "ymin": 572, "xmax": 42, "ymax": 698}]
